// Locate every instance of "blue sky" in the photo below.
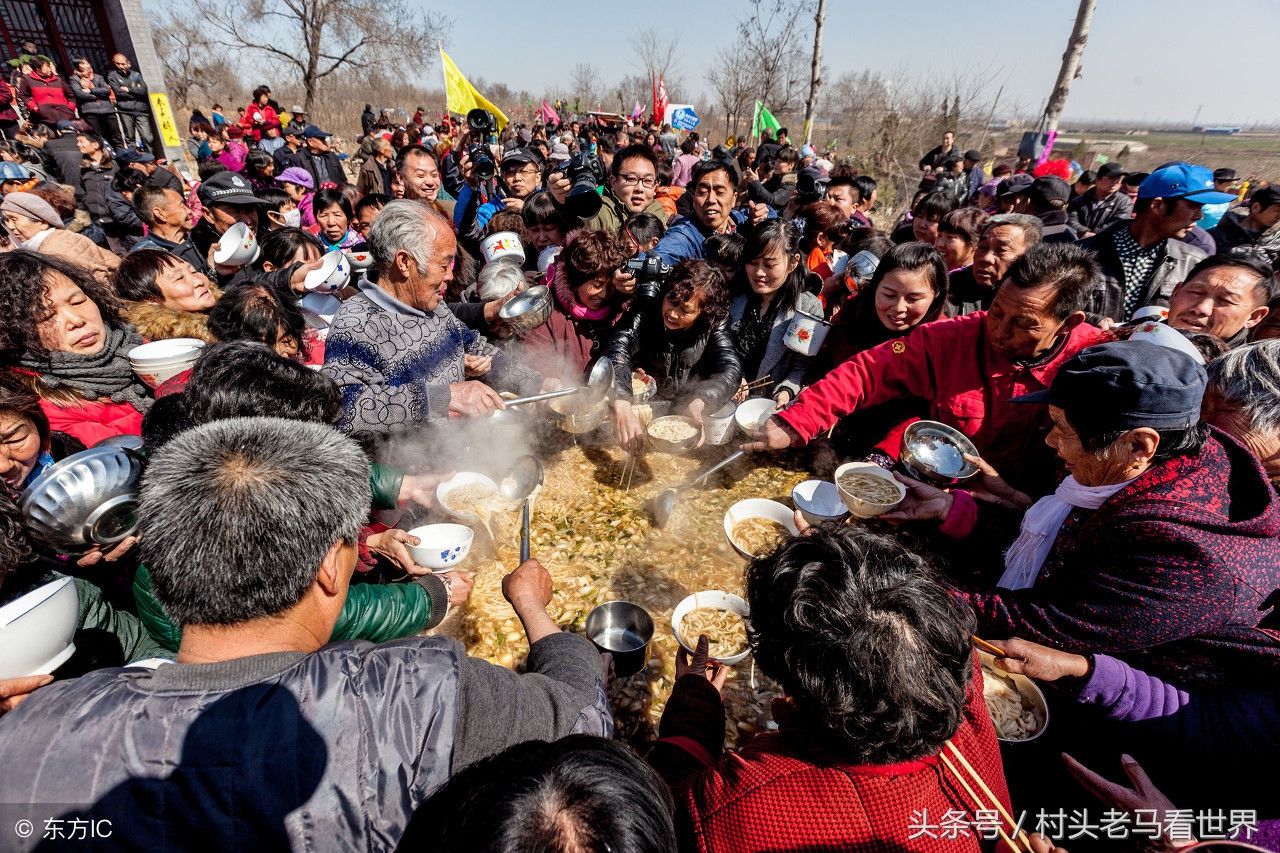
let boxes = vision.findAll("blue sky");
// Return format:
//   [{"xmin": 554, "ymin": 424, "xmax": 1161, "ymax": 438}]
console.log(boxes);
[{"xmin": 446, "ymin": 0, "xmax": 1279, "ymax": 125}]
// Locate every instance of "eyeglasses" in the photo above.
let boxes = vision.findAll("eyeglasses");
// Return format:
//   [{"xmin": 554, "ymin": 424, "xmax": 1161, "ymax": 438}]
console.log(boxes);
[
  {"xmin": 503, "ymin": 165, "xmax": 539, "ymax": 178},
  {"xmin": 616, "ymin": 173, "xmax": 656, "ymax": 189}
]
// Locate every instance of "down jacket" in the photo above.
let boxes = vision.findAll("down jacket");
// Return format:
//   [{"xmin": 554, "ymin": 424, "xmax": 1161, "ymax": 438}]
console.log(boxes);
[
  {"xmin": 606, "ymin": 300, "xmax": 742, "ymax": 414},
  {"xmin": 132, "ymin": 563, "xmax": 446, "ymax": 652},
  {"xmin": 518, "ymin": 262, "xmax": 617, "ymax": 383}
]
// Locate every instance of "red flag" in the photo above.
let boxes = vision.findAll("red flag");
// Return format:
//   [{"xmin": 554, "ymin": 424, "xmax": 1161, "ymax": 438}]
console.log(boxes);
[{"xmin": 654, "ymin": 75, "xmax": 669, "ymax": 126}]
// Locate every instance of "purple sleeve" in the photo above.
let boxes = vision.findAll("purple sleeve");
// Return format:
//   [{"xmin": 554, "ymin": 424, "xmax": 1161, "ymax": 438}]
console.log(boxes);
[{"xmin": 1074, "ymin": 654, "xmax": 1191, "ymax": 723}]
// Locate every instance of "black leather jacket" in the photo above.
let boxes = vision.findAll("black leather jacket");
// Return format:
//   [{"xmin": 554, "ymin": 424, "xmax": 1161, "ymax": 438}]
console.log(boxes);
[{"xmin": 607, "ymin": 301, "xmax": 742, "ymax": 413}]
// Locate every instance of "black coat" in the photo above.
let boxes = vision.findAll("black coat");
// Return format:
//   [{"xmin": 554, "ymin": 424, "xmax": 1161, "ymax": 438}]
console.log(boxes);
[
  {"xmin": 1078, "ymin": 221, "xmax": 1206, "ymax": 323},
  {"xmin": 300, "ymin": 149, "xmax": 346, "ymax": 188},
  {"xmin": 606, "ymin": 301, "xmax": 742, "ymax": 414},
  {"xmin": 1067, "ymin": 188, "xmax": 1133, "ymax": 235}
]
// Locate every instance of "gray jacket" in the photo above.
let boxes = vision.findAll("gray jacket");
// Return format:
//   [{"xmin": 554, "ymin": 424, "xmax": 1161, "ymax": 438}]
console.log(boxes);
[
  {"xmin": 728, "ymin": 294, "xmax": 809, "ymax": 399},
  {"xmin": 1067, "ymin": 188, "xmax": 1133, "ymax": 236},
  {"xmin": 106, "ymin": 68, "xmax": 149, "ymax": 114},
  {"xmin": 69, "ymin": 73, "xmax": 115, "ymax": 116},
  {"xmin": 0, "ymin": 633, "xmax": 609, "ymax": 851}
]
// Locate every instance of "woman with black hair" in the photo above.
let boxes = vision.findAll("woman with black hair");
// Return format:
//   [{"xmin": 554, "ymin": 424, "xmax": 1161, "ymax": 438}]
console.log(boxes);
[
  {"xmin": 727, "ymin": 219, "xmax": 812, "ymax": 406},
  {"xmin": 650, "ymin": 524, "xmax": 1015, "ymax": 852},
  {"xmin": 608, "ymin": 259, "xmax": 742, "ymax": 449},
  {"xmin": 311, "ymin": 187, "xmax": 360, "ymax": 251},
  {"xmin": 242, "ymin": 148, "xmax": 276, "ymax": 194},
  {"xmin": 114, "ymin": 249, "xmax": 220, "ymax": 343},
  {"xmin": 0, "ymin": 251, "xmax": 150, "ymax": 446},
  {"xmin": 207, "ymin": 279, "xmax": 312, "ymax": 363}
]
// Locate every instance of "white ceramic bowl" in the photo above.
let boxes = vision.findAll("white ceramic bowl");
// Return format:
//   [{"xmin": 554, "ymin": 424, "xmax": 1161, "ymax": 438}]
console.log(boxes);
[
  {"xmin": 131, "ymin": 361, "xmax": 197, "ymax": 388},
  {"xmin": 833, "ymin": 462, "xmax": 906, "ymax": 518},
  {"xmin": 344, "ymin": 249, "xmax": 373, "ymax": 269},
  {"xmin": 304, "ymin": 249, "xmax": 351, "ymax": 293},
  {"xmin": 0, "ymin": 576, "xmax": 79, "ymax": 678},
  {"xmin": 978, "ymin": 651, "xmax": 1050, "ymax": 743},
  {"xmin": 735, "ymin": 398, "xmax": 778, "ymax": 437},
  {"xmin": 127, "ymin": 338, "xmax": 206, "ymax": 365},
  {"xmin": 406, "ymin": 523, "xmax": 475, "ymax": 572},
  {"xmin": 211, "ymin": 221, "xmax": 259, "ymax": 266},
  {"xmin": 436, "ymin": 472, "xmax": 502, "ymax": 525},
  {"xmin": 481, "ymin": 230, "xmax": 526, "ymax": 264},
  {"xmin": 671, "ymin": 590, "xmax": 751, "ymax": 665},
  {"xmin": 791, "ymin": 479, "xmax": 849, "ymax": 525},
  {"xmin": 722, "ymin": 498, "xmax": 799, "ymax": 560}
]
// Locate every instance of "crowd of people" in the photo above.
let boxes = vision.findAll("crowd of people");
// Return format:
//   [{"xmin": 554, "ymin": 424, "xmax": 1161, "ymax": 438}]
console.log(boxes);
[{"xmin": 0, "ymin": 41, "xmax": 1279, "ymax": 851}]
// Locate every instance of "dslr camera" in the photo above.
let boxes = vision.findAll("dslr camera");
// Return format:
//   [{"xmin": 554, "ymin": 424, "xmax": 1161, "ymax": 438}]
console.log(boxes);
[
  {"xmin": 465, "ymin": 108, "xmax": 498, "ymax": 182},
  {"xmin": 621, "ymin": 252, "xmax": 672, "ymax": 301},
  {"xmin": 559, "ymin": 150, "xmax": 604, "ymax": 218}
]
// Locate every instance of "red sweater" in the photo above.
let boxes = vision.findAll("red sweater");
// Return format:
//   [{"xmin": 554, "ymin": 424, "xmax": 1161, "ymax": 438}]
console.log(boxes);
[
  {"xmin": 656, "ymin": 656, "xmax": 1014, "ymax": 852},
  {"xmin": 40, "ymin": 398, "xmax": 143, "ymax": 448},
  {"xmin": 779, "ymin": 312, "xmax": 1108, "ymax": 494}
]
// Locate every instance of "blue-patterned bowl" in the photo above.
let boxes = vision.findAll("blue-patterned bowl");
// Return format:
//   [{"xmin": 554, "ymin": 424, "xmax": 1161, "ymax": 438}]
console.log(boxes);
[
  {"xmin": 21, "ymin": 446, "xmax": 144, "ymax": 555},
  {"xmin": 406, "ymin": 524, "xmax": 475, "ymax": 573}
]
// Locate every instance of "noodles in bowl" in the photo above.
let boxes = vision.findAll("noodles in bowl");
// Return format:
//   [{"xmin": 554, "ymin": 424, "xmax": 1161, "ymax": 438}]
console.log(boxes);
[
  {"xmin": 730, "ymin": 517, "xmax": 788, "ymax": 558},
  {"xmin": 978, "ymin": 652, "xmax": 1048, "ymax": 742},
  {"xmin": 680, "ymin": 607, "xmax": 748, "ymax": 660},
  {"xmin": 833, "ymin": 462, "xmax": 906, "ymax": 518}
]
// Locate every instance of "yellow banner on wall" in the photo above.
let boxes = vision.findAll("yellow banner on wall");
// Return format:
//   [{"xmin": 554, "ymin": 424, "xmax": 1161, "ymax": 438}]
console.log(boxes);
[{"xmin": 149, "ymin": 92, "xmax": 181, "ymax": 149}]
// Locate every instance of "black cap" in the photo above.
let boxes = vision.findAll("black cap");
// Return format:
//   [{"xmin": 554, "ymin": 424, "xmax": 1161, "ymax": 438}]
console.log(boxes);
[
  {"xmin": 114, "ymin": 147, "xmax": 155, "ymax": 165},
  {"xmin": 1012, "ymin": 341, "xmax": 1206, "ymax": 435},
  {"xmin": 501, "ymin": 147, "xmax": 543, "ymax": 168},
  {"xmin": 197, "ymin": 171, "xmax": 260, "ymax": 207},
  {"xmin": 996, "ymin": 173, "xmax": 1034, "ymax": 197},
  {"xmin": 1097, "ymin": 162, "xmax": 1127, "ymax": 179},
  {"xmin": 1251, "ymin": 186, "xmax": 1280, "ymax": 209},
  {"xmin": 1213, "ymin": 167, "xmax": 1239, "ymax": 183},
  {"xmin": 1029, "ymin": 175, "xmax": 1071, "ymax": 206},
  {"xmin": 963, "ymin": 148, "xmax": 982, "ymax": 161}
]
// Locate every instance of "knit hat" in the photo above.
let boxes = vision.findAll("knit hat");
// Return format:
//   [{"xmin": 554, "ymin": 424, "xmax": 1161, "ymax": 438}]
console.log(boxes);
[
  {"xmin": 1, "ymin": 191, "xmax": 61, "ymax": 228},
  {"xmin": 275, "ymin": 167, "xmax": 314, "ymax": 190}
]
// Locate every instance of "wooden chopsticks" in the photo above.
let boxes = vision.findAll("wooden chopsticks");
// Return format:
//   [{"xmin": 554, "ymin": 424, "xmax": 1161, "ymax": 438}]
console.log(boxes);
[
  {"xmin": 743, "ymin": 374, "xmax": 773, "ymax": 391},
  {"xmin": 940, "ymin": 740, "xmax": 1033, "ymax": 852},
  {"xmin": 972, "ymin": 635, "xmax": 1007, "ymax": 658}
]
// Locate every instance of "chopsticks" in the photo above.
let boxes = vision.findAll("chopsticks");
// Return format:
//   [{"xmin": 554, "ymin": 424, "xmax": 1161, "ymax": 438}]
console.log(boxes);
[
  {"xmin": 940, "ymin": 740, "xmax": 1033, "ymax": 852},
  {"xmin": 618, "ymin": 451, "xmax": 637, "ymax": 492},
  {"xmin": 972, "ymin": 635, "xmax": 1008, "ymax": 658},
  {"xmin": 743, "ymin": 375, "xmax": 773, "ymax": 391}
]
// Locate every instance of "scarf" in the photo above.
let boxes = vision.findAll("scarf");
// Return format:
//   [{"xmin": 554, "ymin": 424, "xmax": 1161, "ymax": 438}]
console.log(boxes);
[
  {"xmin": 998, "ymin": 475, "xmax": 1134, "ymax": 590},
  {"xmin": 569, "ymin": 300, "xmax": 611, "ymax": 321},
  {"xmin": 19, "ymin": 326, "xmax": 153, "ymax": 413}
]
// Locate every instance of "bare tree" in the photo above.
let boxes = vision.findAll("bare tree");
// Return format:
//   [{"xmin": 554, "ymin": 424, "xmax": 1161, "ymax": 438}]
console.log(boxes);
[
  {"xmin": 633, "ymin": 29, "xmax": 681, "ymax": 101},
  {"xmin": 151, "ymin": 11, "xmax": 239, "ymax": 111},
  {"xmin": 738, "ymin": 0, "xmax": 813, "ymax": 117},
  {"xmin": 184, "ymin": 0, "xmax": 452, "ymax": 112},
  {"xmin": 706, "ymin": 44, "xmax": 756, "ymax": 139},
  {"xmin": 567, "ymin": 62, "xmax": 602, "ymax": 111}
]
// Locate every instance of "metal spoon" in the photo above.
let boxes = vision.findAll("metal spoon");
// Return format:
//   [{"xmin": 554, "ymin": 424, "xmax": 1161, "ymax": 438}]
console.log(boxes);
[
  {"xmin": 652, "ymin": 450, "xmax": 748, "ymax": 529},
  {"xmin": 502, "ymin": 357, "xmax": 614, "ymax": 409},
  {"xmin": 500, "ymin": 455, "xmax": 544, "ymax": 562}
]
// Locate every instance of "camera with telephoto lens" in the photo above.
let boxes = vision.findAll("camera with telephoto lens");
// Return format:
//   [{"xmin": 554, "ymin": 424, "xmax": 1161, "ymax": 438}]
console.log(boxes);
[
  {"xmin": 467, "ymin": 143, "xmax": 496, "ymax": 181},
  {"xmin": 466, "ymin": 108, "xmax": 497, "ymax": 137},
  {"xmin": 559, "ymin": 150, "xmax": 604, "ymax": 218},
  {"xmin": 621, "ymin": 252, "xmax": 672, "ymax": 301}
]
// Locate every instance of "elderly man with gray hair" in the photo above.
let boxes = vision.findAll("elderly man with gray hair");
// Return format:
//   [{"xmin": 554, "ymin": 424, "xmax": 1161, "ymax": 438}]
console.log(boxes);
[
  {"xmin": 1205, "ymin": 339, "xmax": 1280, "ymax": 489},
  {"xmin": 323, "ymin": 199, "xmax": 544, "ymax": 439},
  {"xmin": 0, "ymin": 417, "xmax": 610, "ymax": 849},
  {"xmin": 948, "ymin": 212, "xmax": 1044, "ymax": 315}
]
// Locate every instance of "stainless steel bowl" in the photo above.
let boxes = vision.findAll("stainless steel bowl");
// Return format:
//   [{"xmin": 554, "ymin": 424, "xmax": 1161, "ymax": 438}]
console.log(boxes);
[
  {"xmin": 21, "ymin": 446, "xmax": 145, "ymax": 554},
  {"xmin": 549, "ymin": 396, "xmax": 608, "ymax": 434},
  {"xmin": 585, "ymin": 601, "xmax": 654, "ymax": 678},
  {"xmin": 498, "ymin": 285, "xmax": 553, "ymax": 334},
  {"xmin": 647, "ymin": 415, "xmax": 701, "ymax": 454},
  {"xmin": 900, "ymin": 420, "xmax": 979, "ymax": 486}
]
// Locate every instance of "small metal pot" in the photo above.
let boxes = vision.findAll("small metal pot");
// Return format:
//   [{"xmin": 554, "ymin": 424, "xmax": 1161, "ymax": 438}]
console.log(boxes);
[
  {"xmin": 585, "ymin": 601, "xmax": 654, "ymax": 678},
  {"xmin": 21, "ymin": 446, "xmax": 145, "ymax": 554},
  {"xmin": 498, "ymin": 285, "xmax": 553, "ymax": 334}
]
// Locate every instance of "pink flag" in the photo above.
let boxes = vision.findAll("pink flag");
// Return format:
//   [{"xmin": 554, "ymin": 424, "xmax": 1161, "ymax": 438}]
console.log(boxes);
[
  {"xmin": 630, "ymin": 100, "xmax": 644, "ymax": 122},
  {"xmin": 537, "ymin": 99, "xmax": 560, "ymax": 127}
]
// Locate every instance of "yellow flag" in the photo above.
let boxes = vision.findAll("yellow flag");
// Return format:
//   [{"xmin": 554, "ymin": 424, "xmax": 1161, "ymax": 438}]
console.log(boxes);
[{"xmin": 440, "ymin": 48, "xmax": 508, "ymax": 131}]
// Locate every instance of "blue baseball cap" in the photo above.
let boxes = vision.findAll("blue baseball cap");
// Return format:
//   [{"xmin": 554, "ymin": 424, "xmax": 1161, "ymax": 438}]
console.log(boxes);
[{"xmin": 1137, "ymin": 163, "xmax": 1237, "ymax": 204}]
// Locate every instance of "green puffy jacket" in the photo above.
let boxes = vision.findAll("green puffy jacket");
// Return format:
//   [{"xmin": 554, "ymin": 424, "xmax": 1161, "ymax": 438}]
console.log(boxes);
[
  {"xmin": 132, "ymin": 562, "xmax": 449, "ymax": 652},
  {"xmin": 370, "ymin": 462, "xmax": 404, "ymax": 510}
]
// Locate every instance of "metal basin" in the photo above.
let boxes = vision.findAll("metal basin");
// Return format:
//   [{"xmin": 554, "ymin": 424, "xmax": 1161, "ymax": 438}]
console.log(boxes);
[
  {"xmin": 498, "ymin": 285, "xmax": 553, "ymax": 334},
  {"xmin": 21, "ymin": 446, "xmax": 145, "ymax": 554},
  {"xmin": 900, "ymin": 420, "xmax": 979, "ymax": 486}
]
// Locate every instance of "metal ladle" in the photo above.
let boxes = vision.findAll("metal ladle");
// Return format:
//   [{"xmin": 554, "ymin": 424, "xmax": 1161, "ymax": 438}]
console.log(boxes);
[
  {"xmin": 652, "ymin": 450, "xmax": 748, "ymax": 529},
  {"xmin": 500, "ymin": 455, "xmax": 544, "ymax": 562},
  {"xmin": 500, "ymin": 358, "xmax": 613, "ymax": 409}
]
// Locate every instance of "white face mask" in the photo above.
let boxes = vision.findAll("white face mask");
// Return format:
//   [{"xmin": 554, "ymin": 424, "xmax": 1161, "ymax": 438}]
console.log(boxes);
[{"xmin": 282, "ymin": 208, "xmax": 301, "ymax": 228}]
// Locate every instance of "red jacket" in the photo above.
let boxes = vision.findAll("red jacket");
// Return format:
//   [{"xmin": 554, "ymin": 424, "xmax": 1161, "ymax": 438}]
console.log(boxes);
[
  {"xmin": 963, "ymin": 429, "xmax": 1280, "ymax": 689},
  {"xmin": 40, "ymin": 398, "xmax": 144, "ymax": 448},
  {"xmin": 778, "ymin": 312, "xmax": 1108, "ymax": 494},
  {"xmin": 239, "ymin": 102, "xmax": 279, "ymax": 142},
  {"xmin": 18, "ymin": 72, "xmax": 74, "ymax": 123},
  {"xmin": 655, "ymin": 656, "xmax": 1014, "ymax": 852}
]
